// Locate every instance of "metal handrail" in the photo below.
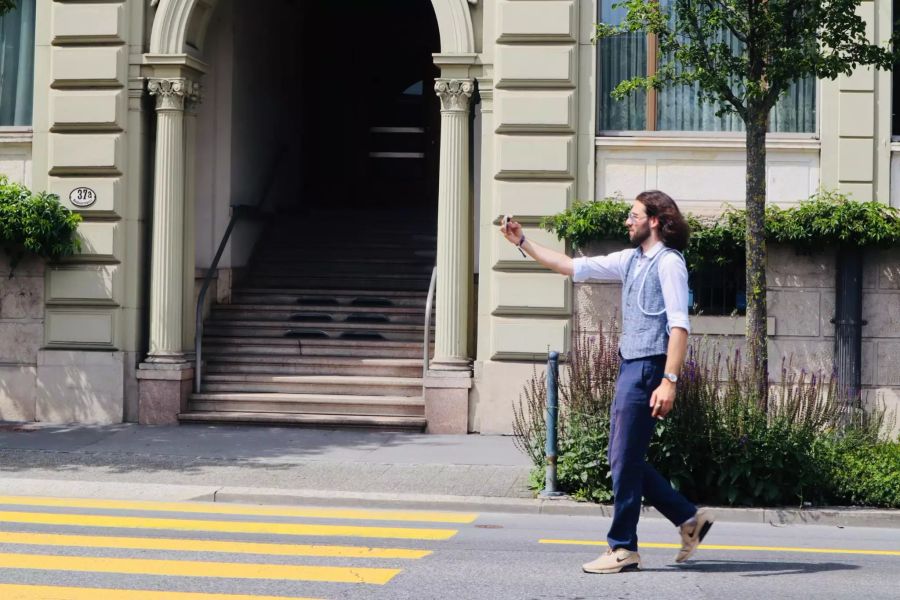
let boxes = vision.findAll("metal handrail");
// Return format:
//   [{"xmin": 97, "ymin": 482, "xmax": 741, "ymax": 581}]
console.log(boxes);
[
  {"xmin": 423, "ymin": 266, "xmax": 437, "ymax": 376},
  {"xmin": 194, "ymin": 147, "xmax": 287, "ymax": 393}
]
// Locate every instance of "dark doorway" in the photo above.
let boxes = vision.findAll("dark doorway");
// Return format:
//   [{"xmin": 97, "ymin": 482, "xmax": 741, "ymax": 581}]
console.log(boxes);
[{"xmin": 297, "ymin": 0, "xmax": 441, "ymax": 214}]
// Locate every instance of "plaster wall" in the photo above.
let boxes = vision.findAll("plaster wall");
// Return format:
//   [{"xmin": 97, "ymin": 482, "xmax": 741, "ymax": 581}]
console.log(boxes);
[
  {"xmin": 0, "ymin": 133, "xmax": 33, "ymax": 187},
  {"xmin": 194, "ymin": 0, "xmax": 305, "ymax": 272},
  {"xmin": 595, "ymin": 139, "xmax": 821, "ymax": 213}
]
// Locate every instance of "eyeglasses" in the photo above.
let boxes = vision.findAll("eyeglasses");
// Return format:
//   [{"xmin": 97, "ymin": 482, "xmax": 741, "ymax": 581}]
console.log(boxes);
[{"xmin": 626, "ymin": 212, "xmax": 647, "ymax": 223}]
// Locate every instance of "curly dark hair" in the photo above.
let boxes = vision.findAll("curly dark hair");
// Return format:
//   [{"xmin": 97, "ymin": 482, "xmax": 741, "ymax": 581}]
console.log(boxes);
[{"xmin": 636, "ymin": 190, "xmax": 690, "ymax": 251}]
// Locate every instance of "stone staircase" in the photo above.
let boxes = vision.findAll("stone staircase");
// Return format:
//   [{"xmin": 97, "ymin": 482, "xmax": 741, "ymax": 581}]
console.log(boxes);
[{"xmin": 180, "ymin": 212, "xmax": 436, "ymax": 430}]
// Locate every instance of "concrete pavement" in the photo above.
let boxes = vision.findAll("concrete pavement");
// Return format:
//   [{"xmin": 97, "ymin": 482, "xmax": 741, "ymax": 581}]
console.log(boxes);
[{"xmin": 0, "ymin": 422, "xmax": 898, "ymax": 529}]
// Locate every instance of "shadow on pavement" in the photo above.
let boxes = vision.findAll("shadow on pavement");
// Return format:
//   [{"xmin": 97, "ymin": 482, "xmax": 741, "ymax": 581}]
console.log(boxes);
[{"xmin": 665, "ymin": 559, "xmax": 861, "ymax": 577}]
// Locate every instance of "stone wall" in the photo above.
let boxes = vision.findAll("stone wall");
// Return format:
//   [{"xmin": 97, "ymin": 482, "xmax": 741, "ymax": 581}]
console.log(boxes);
[
  {"xmin": 574, "ymin": 243, "xmax": 900, "ymax": 438},
  {"xmin": 0, "ymin": 254, "xmax": 44, "ymax": 421}
]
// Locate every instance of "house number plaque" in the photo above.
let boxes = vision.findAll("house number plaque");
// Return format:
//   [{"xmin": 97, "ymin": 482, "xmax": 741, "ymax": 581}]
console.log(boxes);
[{"xmin": 69, "ymin": 187, "xmax": 97, "ymax": 208}]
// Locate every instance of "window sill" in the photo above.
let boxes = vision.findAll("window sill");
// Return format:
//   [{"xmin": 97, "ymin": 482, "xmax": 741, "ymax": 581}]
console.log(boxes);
[
  {"xmin": 595, "ymin": 134, "xmax": 820, "ymax": 152},
  {"xmin": 0, "ymin": 128, "xmax": 33, "ymax": 144},
  {"xmin": 890, "ymin": 140, "xmax": 900, "ymax": 152},
  {"xmin": 691, "ymin": 315, "xmax": 776, "ymax": 336}
]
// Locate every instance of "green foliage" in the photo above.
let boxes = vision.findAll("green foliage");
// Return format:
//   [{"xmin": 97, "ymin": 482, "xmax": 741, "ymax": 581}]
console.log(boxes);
[
  {"xmin": 767, "ymin": 191, "xmax": 900, "ymax": 249},
  {"xmin": 513, "ymin": 324, "xmax": 900, "ymax": 508},
  {"xmin": 0, "ymin": 1, "xmax": 16, "ymax": 16},
  {"xmin": 540, "ymin": 200, "xmax": 630, "ymax": 249},
  {"xmin": 0, "ymin": 175, "xmax": 81, "ymax": 274},
  {"xmin": 814, "ymin": 433, "xmax": 900, "ymax": 507},
  {"xmin": 543, "ymin": 193, "xmax": 900, "ymax": 274}
]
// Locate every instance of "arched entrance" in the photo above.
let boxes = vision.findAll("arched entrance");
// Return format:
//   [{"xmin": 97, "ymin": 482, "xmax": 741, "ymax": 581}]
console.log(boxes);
[{"xmin": 139, "ymin": 0, "xmax": 478, "ymax": 431}]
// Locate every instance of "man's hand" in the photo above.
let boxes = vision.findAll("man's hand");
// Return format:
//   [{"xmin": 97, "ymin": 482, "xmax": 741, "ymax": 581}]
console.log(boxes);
[
  {"xmin": 500, "ymin": 217, "xmax": 523, "ymax": 246},
  {"xmin": 650, "ymin": 380, "xmax": 676, "ymax": 419}
]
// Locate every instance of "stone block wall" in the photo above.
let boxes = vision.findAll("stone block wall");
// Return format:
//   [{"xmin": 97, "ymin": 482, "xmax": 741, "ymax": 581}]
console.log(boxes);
[
  {"xmin": 574, "ymin": 244, "xmax": 900, "ymax": 437},
  {"xmin": 0, "ymin": 255, "xmax": 44, "ymax": 421}
]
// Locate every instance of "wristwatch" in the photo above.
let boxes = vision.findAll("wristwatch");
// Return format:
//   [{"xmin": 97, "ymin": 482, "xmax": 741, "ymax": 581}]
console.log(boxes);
[{"xmin": 663, "ymin": 372, "xmax": 679, "ymax": 384}]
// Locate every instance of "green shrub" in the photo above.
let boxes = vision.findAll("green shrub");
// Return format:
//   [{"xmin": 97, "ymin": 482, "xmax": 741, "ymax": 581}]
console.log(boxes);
[
  {"xmin": 814, "ymin": 433, "xmax": 900, "ymax": 508},
  {"xmin": 514, "ymin": 324, "xmax": 900, "ymax": 508},
  {"xmin": 0, "ymin": 175, "xmax": 81, "ymax": 274}
]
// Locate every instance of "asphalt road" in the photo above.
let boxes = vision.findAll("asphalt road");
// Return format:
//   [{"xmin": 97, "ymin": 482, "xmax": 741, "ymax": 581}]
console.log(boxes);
[{"xmin": 0, "ymin": 495, "xmax": 897, "ymax": 600}]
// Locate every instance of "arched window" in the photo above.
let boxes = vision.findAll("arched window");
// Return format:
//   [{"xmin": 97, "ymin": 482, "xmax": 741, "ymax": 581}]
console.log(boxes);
[{"xmin": 0, "ymin": 0, "xmax": 35, "ymax": 127}]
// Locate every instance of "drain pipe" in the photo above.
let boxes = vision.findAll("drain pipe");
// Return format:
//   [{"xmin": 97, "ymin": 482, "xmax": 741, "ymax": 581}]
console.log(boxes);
[{"xmin": 832, "ymin": 246, "xmax": 866, "ymax": 408}]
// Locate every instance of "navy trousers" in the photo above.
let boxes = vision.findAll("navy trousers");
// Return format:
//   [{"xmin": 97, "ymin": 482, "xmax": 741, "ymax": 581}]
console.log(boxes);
[{"xmin": 607, "ymin": 354, "xmax": 697, "ymax": 552}]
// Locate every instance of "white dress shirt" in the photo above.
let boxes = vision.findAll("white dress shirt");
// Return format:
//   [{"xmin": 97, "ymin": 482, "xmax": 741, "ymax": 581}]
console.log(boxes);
[{"xmin": 572, "ymin": 241, "xmax": 691, "ymax": 334}]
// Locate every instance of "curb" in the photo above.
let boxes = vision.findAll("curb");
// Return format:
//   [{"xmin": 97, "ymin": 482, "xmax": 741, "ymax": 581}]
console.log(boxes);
[
  {"xmin": 2, "ymin": 477, "xmax": 897, "ymax": 529},
  {"xmin": 212, "ymin": 486, "xmax": 900, "ymax": 529}
]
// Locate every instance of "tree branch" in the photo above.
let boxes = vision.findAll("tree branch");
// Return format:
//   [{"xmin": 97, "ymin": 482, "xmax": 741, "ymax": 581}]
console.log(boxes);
[
  {"xmin": 711, "ymin": 0, "xmax": 748, "ymax": 44},
  {"xmin": 679, "ymin": 0, "xmax": 748, "ymax": 117}
]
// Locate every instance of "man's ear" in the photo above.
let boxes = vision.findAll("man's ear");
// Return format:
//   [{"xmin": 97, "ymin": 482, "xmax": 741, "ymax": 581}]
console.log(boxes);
[{"xmin": 649, "ymin": 216, "xmax": 660, "ymax": 232}]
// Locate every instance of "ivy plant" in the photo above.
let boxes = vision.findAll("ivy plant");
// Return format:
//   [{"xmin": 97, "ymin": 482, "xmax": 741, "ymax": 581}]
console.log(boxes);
[
  {"xmin": 540, "ymin": 199, "xmax": 630, "ymax": 249},
  {"xmin": 0, "ymin": 175, "xmax": 82, "ymax": 275},
  {"xmin": 543, "ymin": 193, "xmax": 900, "ymax": 275}
]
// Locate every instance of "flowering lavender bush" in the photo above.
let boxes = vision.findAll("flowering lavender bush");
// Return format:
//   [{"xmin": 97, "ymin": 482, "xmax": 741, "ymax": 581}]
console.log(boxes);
[{"xmin": 513, "ymin": 323, "xmax": 900, "ymax": 507}]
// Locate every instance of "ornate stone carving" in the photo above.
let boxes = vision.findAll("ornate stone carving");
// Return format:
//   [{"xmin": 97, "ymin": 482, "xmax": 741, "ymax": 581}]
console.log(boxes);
[
  {"xmin": 435, "ymin": 79, "xmax": 474, "ymax": 112},
  {"xmin": 148, "ymin": 78, "xmax": 199, "ymax": 111}
]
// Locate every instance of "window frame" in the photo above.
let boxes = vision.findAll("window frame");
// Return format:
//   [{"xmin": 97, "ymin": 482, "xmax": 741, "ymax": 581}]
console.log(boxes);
[{"xmin": 594, "ymin": 8, "xmax": 820, "ymax": 139}]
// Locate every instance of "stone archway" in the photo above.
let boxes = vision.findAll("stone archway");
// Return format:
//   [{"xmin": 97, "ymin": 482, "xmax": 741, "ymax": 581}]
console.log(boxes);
[
  {"xmin": 139, "ymin": 0, "xmax": 479, "ymax": 431},
  {"xmin": 148, "ymin": 0, "xmax": 476, "ymax": 55}
]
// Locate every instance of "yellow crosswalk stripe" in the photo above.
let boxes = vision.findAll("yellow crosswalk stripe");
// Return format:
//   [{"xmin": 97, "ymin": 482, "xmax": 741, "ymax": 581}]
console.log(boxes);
[
  {"xmin": 0, "ymin": 531, "xmax": 432, "ymax": 559},
  {"xmin": 0, "ymin": 495, "xmax": 477, "ymax": 524},
  {"xmin": 0, "ymin": 552, "xmax": 401, "ymax": 584},
  {"xmin": 0, "ymin": 510, "xmax": 457, "ymax": 540},
  {"xmin": 539, "ymin": 538, "xmax": 900, "ymax": 557},
  {"xmin": 0, "ymin": 584, "xmax": 322, "ymax": 600}
]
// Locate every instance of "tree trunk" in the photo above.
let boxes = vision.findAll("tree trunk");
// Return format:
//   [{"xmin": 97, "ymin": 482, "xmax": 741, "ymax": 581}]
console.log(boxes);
[{"xmin": 745, "ymin": 104, "xmax": 769, "ymax": 411}]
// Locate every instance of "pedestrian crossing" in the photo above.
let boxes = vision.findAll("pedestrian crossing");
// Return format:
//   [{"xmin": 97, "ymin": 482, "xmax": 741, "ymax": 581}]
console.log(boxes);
[{"xmin": 0, "ymin": 495, "xmax": 478, "ymax": 599}]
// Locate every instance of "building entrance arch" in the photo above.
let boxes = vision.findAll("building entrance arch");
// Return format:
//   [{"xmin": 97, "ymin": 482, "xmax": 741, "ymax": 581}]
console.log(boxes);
[{"xmin": 139, "ymin": 0, "xmax": 479, "ymax": 429}]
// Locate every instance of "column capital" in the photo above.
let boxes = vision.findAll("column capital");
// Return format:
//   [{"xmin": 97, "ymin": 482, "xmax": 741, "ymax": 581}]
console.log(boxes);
[
  {"xmin": 435, "ymin": 78, "xmax": 474, "ymax": 112},
  {"xmin": 148, "ymin": 77, "xmax": 200, "ymax": 111}
]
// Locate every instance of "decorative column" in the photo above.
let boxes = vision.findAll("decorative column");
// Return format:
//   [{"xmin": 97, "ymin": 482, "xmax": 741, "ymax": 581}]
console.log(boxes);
[
  {"xmin": 146, "ymin": 77, "xmax": 196, "ymax": 363},
  {"xmin": 424, "ymin": 78, "xmax": 475, "ymax": 434},
  {"xmin": 431, "ymin": 78, "xmax": 474, "ymax": 372},
  {"xmin": 138, "ymin": 76, "xmax": 198, "ymax": 425}
]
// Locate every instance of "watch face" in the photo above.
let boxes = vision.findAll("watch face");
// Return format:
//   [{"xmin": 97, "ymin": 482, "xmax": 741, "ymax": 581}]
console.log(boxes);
[{"xmin": 665, "ymin": 373, "xmax": 678, "ymax": 383}]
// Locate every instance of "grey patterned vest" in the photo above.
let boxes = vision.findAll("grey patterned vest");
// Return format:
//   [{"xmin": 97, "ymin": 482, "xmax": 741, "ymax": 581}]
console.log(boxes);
[{"xmin": 619, "ymin": 247, "xmax": 679, "ymax": 359}]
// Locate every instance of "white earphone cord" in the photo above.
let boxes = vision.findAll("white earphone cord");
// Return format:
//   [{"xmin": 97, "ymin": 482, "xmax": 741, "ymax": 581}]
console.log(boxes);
[{"xmin": 636, "ymin": 249, "xmax": 684, "ymax": 316}]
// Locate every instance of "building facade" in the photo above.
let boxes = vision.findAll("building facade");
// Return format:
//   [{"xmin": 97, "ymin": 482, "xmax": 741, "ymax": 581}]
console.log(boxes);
[{"xmin": 0, "ymin": 0, "xmax": 898, "ymax": 434}]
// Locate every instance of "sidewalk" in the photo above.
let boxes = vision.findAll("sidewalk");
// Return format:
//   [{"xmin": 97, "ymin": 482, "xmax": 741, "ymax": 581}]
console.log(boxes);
[{"xmin": 1, "ymin": 422, "xmax": 898, "ymax": 529}]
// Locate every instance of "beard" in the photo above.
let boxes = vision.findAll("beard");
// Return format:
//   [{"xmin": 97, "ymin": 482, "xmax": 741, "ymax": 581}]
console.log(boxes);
[{"xmin": 629, "ymin": 221, "xmax": 651, "ymax": 247}]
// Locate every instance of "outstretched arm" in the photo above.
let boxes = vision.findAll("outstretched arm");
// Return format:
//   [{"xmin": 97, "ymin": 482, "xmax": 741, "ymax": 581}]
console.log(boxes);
[{"xmin": 500, "ymin": 218, "xmax": 574, "ymax": 276}]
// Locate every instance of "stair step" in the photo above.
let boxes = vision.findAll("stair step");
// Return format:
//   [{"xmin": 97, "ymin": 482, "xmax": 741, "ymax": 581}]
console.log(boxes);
[
  {"xmin": 205, "ymin": 357, "xmax": 422, "ymax": 377},
  {"xmin": 188, "ymin": 392, "xmax": 423, "ymax": 416},
  {"xmin": 245, "ymin": 275, "xmax": 431, "ymax": 291},
  {"xmin": 203, "ymin": 341, "xmax": 429, "ymax": 359},
  {"xmin": 206, "ymin": 319, "xmax": 425, "ymax": 330},
  {"xmin": 211, "ymin": 305, "xmax": 429, "ymax": 322},
  {"xmin": 178, "ymin": 410, "xmax": 427, "ymax": 431},
  {"xmin": 201, "ymin": 374, "xmax": 423, "ymax": 396},
  {"xmin": 230, "ymin": 293, "xmax": 428, "ymax": 308}
]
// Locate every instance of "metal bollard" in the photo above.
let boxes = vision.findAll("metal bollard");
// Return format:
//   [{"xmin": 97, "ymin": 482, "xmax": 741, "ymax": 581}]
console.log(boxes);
[{"xmin": 540, "ymin": 350, "xmax": 565, "ymax": 498}]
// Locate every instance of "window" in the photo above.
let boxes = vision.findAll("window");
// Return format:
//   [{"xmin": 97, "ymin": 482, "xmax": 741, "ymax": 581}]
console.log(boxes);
[
  {"xmin": 689, "ymin": 263, "xmax": 746, "ymax": 317},
  {"xmin": 0, "ymin": 0, "xmax": 35, "ymax": 127},
  {"xmin": 597, "ymin": 0, "xmax": 815, "ymax": 134}
]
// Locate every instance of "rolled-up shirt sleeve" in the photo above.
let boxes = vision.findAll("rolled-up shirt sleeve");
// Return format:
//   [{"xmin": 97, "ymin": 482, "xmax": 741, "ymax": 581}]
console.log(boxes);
[
  {"xmin": 659, "ymin": 252, "xmax": 691, "ymax": 334},
  {"xmin": 572, "ymin": 249, "xmax": 631, "ymax": 283}
]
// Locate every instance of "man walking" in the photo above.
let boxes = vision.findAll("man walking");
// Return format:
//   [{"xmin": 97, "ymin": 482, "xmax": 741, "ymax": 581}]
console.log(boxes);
[{"xmin": 500, "ymin": 190, "xmax": 713, "ymax": 573}]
